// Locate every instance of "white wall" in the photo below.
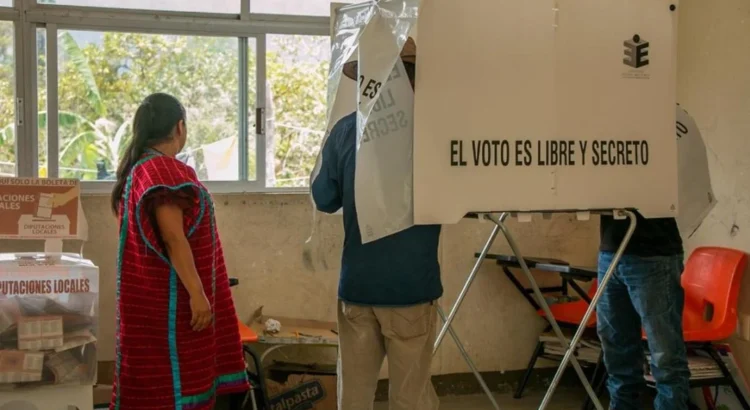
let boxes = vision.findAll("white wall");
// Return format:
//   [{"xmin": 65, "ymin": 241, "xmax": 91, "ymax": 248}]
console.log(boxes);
[{"xmin": 678, "ymin": 0, "xmax": 750, "ymax": 376}]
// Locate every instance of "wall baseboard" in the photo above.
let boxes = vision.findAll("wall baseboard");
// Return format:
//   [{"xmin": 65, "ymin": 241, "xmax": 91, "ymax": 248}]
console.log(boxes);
[
  {"xmin": 374, "ymin": 367, "xmax": 585, "ymax": 401},
  {"xmin": 98, "ymin": 361, "xmax": 586, "ymax": 400}
]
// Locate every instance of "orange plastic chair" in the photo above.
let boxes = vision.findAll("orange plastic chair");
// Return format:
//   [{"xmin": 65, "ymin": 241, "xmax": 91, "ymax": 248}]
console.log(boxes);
[
  {"xmin": 638, "ymin": 247, "xmax": 750, "ymax": 409},
  {"xmin": 586, "ymin": 249, "xmax": 750, "ymax": 410},
  {"xmin": 236, "ymin": 318, "xmax": 268, "ymax": 409},
  {"xmin": 536, "ymin": 280, "xmax": 599, "ymax": 328},
  {"xmin": 678, "ymin": 246, "xmax": 748, "ymax": 342},
  {"xmin": 238, "ymin": 319, "xmax": 260, "ymax": 344}
]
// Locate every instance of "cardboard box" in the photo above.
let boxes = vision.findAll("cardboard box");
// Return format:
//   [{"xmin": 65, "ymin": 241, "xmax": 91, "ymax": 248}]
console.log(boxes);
[
  {"xmin": 93, "ymin": 384, "xmax": 112, "ymax": 409},
  {"xmin": 266, "ymin": 362, "xmax": 337, "ymax": 410}
]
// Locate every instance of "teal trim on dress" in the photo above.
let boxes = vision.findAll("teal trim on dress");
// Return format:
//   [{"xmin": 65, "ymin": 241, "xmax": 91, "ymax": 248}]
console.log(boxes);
[
  {"xmin": 114, "ymin": 154, "xmax": 158, "ymax": 410},
  {"xmin": 181, "ymin": 371, "xmax": 249, "ymax": 407}
]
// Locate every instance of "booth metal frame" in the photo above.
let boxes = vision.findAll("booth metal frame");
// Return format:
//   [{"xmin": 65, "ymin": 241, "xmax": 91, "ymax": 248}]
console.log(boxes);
[{"xmin": 432, "ymin": 210, "xmax": 637, "ymax": 410}]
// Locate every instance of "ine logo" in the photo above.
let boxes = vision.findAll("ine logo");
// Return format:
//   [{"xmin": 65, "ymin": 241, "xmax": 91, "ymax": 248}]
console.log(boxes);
[{"xmin": 623, "ymin": 34, "xmax": 649, "ymax": 68}]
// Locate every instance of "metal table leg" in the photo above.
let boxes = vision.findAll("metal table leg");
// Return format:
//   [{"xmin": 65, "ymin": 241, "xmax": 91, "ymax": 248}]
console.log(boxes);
[{"xmin": 532, "ymin": 210, "xmax": 637, "ymax": 410}]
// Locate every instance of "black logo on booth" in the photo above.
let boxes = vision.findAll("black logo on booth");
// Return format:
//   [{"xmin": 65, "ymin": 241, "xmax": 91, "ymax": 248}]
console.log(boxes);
[{"xmin": 623, "ymin": 34, "xmax": 649, "ymax": 68}]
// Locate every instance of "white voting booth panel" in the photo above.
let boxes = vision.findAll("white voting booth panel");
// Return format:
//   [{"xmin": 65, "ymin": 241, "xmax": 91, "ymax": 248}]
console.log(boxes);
[{"xmin": 413, "ymin": 0, "xmax": 680, "ymax": 224}]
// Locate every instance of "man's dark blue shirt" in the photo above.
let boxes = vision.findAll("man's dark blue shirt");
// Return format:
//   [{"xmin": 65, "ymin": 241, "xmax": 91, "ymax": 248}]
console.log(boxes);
[{"xmin": 311, "ymin": 113, "xmax": 443, "ymax": 306}]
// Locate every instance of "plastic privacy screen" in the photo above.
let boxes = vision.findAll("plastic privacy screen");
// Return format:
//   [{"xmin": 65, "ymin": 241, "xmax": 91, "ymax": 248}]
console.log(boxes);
[{"xmin": 308, "ymin": 0, "xmax": 419, "ymax": 247}]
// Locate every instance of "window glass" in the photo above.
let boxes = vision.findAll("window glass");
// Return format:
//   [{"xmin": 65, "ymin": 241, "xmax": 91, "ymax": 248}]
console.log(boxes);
[
  {"xmin": 56, "ymin": 30, "xmax": 242, "ymax": 181},
  {"xmin": 251, "ymin": 0, "xmax": 366, "ymax": 17},
  {"xmin": 0, "ymin": 21, "xmax": 15, "ymax": 176},
  {"xmin": 264, "ymin": 34, "xmax": 329, "ymax": 187},
  {"xmin": 44, "ymin": 0, "xmax": 240, "ymax": 14}
]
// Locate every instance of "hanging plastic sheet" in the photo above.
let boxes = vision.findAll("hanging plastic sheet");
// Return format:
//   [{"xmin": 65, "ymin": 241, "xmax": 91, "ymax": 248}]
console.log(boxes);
[
  {"xmin": 305, "ymin": 0, "xmax": 420, "ymax": 269},
  {"xmin": 676, "ymin": 104, "xmax": 716, "ymax": 238},
  {"xmin": 353, "ymin": 1, "xmax": 418, "ymax": 243}
]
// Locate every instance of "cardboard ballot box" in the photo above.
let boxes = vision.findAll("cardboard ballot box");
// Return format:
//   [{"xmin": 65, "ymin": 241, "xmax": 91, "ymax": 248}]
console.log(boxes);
[
  {"xmin": 0, "ymin": 384, "xmax": 93, "ymax": 410},
  {"xmin": 0, "ymin": 253, "xmax": 99, "ymax": 389}
]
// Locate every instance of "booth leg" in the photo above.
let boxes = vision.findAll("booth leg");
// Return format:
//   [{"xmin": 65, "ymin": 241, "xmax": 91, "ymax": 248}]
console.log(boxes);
[
  {"xmin": 433, "ymin": 213, "xmax": 507, "ymax": 354},
  {"xmin": 436, "ymin": 306, "xmax": 501, "ymax": 410},
  {"xmin": 508, "ymin": 210, "xmax": 637, "ymax": 410},
  {"xmin": 488, "ymin": 213, "xmax": 621, "ymax": 410}
]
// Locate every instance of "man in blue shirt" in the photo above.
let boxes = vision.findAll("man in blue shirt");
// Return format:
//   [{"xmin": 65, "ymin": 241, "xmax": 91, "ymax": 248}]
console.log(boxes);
[{"xmin": 312, "ymin": 38, "xmax": 442, "ymax": 410}]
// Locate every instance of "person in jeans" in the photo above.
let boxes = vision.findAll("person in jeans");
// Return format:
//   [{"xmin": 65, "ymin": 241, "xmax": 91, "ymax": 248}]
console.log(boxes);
[
  {"xmin": 597, "ymin": 212, "xmax": 690, "ymax": 410},
  {"xmin": 311, "ymin": 38, "xmax": 442, "ymax": 410}
]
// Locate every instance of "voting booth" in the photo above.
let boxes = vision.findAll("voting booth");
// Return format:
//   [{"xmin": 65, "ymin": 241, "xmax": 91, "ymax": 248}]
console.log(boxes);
[
  {"xmin": 315, "ymin": 1, "xmax": 716, "ymax": 409},
  {"xmin": 0, "ymin": 178, "xmax": 97, "ymax": 410},
  {"xmin": 413, "ymin": 0, "xmax": 680, "ymax": 224}
]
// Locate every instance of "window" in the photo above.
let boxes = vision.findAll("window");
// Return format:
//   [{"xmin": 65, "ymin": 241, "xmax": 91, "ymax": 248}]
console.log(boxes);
[
  {"xmin": 0, "ymin": 1, "xmax": 11, "ymax": 7},
  {"xmin": 7, "ymin": 1, "xmax": 333, "ymax": 191},
  {"xmin": 251, "ymin": 0, "xmax": 366, "ymax": 17},
  {"xmin": 45, "ymin": 0, "xmax": 240, "ymax": 13},
  {"xmin": 54, "ymin": 30, "xmax": 245, "ymax": 181},
  {"xmin": 0, "ymin": 21, "xmax": 14, "ymax": 177},
  {"xmin": 265, "ymin": 34, "xmax": 329, "ymax": 187},
  {"xmin": 37, "ymin": 28, "xmax": 48, "ymax": 177}
]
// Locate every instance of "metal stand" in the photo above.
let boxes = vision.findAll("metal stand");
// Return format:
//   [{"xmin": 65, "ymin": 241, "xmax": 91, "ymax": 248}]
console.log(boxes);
[{"xmin": 432, "ymin": 210, "xmax": 637, "ymax": 410}]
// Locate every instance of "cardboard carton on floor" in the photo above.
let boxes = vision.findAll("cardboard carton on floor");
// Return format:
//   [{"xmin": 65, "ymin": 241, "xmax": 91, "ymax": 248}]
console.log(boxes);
[
  {"xmin": 93, "ymin": 384, "xmax": 112, "ymax": 409},
  {"xmin": 266, "ymin": 362, "xmax": 337, "ymax": 410}
]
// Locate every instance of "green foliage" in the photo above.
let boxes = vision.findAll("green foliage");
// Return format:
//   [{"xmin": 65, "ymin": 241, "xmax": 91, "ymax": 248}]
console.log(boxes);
[
  {"xmin": 0, "ymin": 23, "xmax": 329, "ymax": 186},
  {"xmin": 0, "ymin": 22, "xmax": 14, "ymax": 173}
]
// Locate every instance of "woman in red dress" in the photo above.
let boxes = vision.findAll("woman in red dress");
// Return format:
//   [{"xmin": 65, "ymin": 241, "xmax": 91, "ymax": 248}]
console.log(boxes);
[{"xmin": 110, "ymin": 93, "xmax": 249, "ymax": 409}]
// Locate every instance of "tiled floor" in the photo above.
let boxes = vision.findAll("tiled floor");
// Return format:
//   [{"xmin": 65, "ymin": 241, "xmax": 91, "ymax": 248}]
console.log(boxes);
[{"xmin": 374, "ymin": 388, "xmax": 590, "ymax": 410}]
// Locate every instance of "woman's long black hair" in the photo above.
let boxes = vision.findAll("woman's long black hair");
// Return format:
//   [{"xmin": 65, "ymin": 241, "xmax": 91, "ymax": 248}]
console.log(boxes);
[{"xmin": 110, "ymin": 93, "xmax": 186, "ymax": 215}]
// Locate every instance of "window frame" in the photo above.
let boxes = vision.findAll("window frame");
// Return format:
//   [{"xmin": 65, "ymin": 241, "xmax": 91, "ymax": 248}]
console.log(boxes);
[{"xmin": 4, "ymin": 0, "xmax": 334, "ymax": 194}]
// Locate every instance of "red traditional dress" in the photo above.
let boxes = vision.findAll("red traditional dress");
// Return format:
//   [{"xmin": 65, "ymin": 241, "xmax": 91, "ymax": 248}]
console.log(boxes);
[{"xmin": 112, "ymin": 152, "xmax": 249, "ymax": 410}]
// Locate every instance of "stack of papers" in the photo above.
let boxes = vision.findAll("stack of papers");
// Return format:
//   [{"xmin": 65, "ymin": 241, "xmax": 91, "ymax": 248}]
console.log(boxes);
[{"xmin": 540, "ymin": 331, "xmax": 601, "ymax": 364}]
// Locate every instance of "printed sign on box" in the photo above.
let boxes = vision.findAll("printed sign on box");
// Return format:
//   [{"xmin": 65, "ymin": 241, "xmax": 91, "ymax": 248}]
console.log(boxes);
[
  {"xmin": 0, "ymin": 178, "xmax": 82, "ymax": 239},
  {"xmin": 266, "ymin": 363, "xmax": 337, "ymax": 410},
  {"xmin": 413, "ymin": 0, "xmax": 679, "ymax": 224}
]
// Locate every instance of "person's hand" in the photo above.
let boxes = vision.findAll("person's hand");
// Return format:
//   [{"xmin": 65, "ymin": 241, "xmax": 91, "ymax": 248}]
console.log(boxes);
[{"xmin": 189, "ymin": 292, "xmax": 212, "ymax": 332}]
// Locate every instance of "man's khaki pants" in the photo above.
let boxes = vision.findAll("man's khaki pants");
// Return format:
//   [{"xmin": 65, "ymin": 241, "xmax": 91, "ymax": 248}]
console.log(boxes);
[{"xmin": 337, "ymin": 300, "xmax": 440, "ymax": 410}]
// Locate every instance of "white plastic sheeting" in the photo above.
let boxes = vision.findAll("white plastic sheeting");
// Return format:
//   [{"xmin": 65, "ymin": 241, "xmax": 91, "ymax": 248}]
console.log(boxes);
[
  {"xmin": 308, "ymin": 0, "xmax": 419, "ymax": 246},
  {"xmin": 676, "ymin": 104, "xmax": 716, "ymax": 238}
]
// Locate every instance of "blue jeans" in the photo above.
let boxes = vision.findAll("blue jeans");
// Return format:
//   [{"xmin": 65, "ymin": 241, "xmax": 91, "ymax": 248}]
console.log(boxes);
[{"xmin": 597, "ymin": 252, "xmax": 690, "ymax": 410}]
